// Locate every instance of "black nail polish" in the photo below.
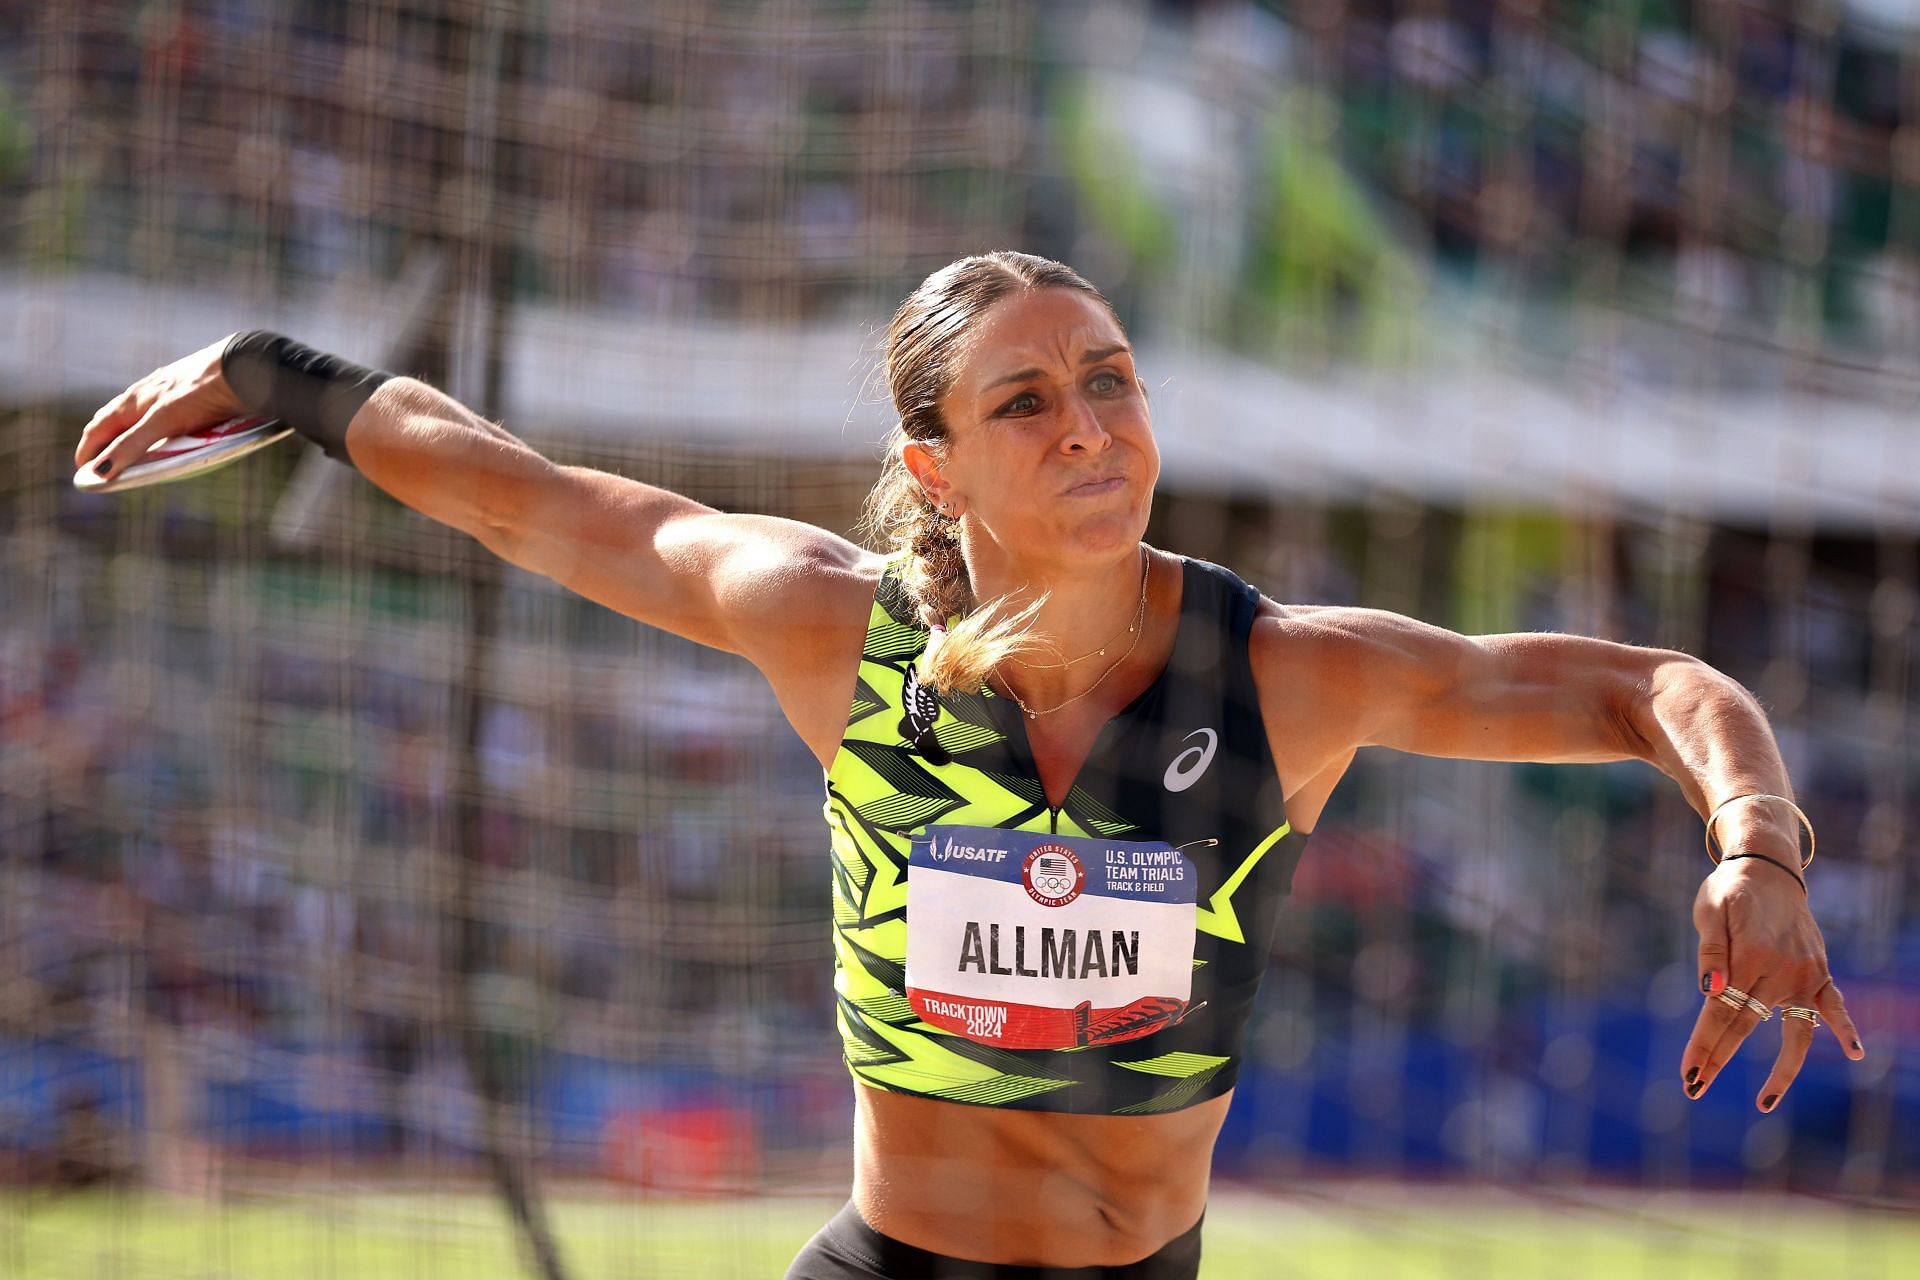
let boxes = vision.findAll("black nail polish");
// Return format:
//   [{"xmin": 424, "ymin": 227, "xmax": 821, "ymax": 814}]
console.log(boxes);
[
  {"xmin": 1701, "ymin": 973, "xmax": 1712, "ymax": 994},
  {"xmin": 1851, "ymin": 1039, "xmax": 1862, "ymax": 1053},
  {"xmin": 94, "ymin": 458, "xmax": 112, "ymax": 475},
  {"xmin": 1686, "ymin": 1066, "xmax": 1699, "ymax": 1085},
  {"xmin": 1687, "ymin": 1080, "xmax": 1704, "ymax": 1098},
  {"xmin": 1762, "ymin": 1093, "xmax": 1779, "ymax": 1110}
]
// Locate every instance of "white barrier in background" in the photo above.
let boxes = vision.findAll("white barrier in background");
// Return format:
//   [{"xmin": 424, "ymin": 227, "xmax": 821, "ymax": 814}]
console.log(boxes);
[{"xmin": 7, "ymin": 271, "xmax": 1916, "ymax": 530}]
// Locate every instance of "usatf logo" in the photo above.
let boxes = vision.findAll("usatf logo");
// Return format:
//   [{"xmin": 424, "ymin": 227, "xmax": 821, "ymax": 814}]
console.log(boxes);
[
  {"xmin": 929, "ymin": 836, "xmax": 1009, "ymax": 864},
  {"xmin": 1021, "ymin": 843, "xmax": 1085, "ymax": 907}
]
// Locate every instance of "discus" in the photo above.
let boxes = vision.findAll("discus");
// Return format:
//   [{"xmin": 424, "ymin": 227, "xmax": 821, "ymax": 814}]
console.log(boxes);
[{"xmin": 74, "ymin": 416, "xmax": 294, "ymax": 494}]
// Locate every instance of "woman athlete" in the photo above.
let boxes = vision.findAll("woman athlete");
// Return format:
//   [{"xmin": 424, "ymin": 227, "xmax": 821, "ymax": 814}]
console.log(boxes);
[{"xmin": 77, "ymin": 252, "xmax": 1865, "ymax": 1278}]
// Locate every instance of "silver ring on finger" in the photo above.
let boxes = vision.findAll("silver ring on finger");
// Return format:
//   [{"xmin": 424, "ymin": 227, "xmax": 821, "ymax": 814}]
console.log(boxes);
[
  {"xmin": 1716, "ymin": 986, "xmax": 1770, "ymax": 1020},
  {"xmin": 1783, "ymin": 1005, "xmax": 1820, "ymax": 1027}
]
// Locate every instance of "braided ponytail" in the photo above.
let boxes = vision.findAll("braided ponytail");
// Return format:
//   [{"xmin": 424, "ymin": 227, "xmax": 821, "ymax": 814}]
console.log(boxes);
[
  {"xmin": 904, "ymin": 505, "xmax": 973, "ymax": 628},
  {"xmin": 859, "ymin": 251, "xmax": 1117, "ymax": 691},
  {"xmin": 861, "ymin": 441, "xmax": 1046, "ymax": 692}
]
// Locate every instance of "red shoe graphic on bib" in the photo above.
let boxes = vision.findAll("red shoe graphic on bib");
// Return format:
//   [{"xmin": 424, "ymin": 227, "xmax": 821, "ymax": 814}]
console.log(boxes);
[{"xmin": 1081, "ymin": 995, "xmax": 1194, "ymax": 1046}]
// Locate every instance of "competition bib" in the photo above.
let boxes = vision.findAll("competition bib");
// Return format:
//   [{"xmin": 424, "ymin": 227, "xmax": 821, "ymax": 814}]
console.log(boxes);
[{"xmin": 904, "ymin": 824, "xmax": 1199, "ymax": 1050}]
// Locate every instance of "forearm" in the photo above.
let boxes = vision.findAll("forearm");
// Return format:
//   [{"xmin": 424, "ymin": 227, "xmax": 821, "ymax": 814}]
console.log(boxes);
[
  {"xmin": 221, "ymin": 329, "xmax": 562, "ymax": 543},
  {"xmin": 1628, "ymin": 656, "xmax": 1804, "ymax": 864},
  {"xmin": 338, "ymin": 376, "xmax": 736, "ymax": 637},
  {"xmin": 341, "ymin": 376, "xmax": 558, "ymax": 541}
]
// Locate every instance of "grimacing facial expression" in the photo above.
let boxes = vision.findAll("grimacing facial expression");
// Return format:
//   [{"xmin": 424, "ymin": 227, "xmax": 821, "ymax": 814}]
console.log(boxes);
[{"xmin": 918, "ymin": 287, "xmax": 1158, "ymax": 566}]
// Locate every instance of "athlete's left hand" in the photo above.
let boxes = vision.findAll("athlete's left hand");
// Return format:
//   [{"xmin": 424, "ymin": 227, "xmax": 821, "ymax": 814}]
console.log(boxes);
[{"xmin": 1680, "ymin": 860, "xmax": 1866, "ymax": 1111}]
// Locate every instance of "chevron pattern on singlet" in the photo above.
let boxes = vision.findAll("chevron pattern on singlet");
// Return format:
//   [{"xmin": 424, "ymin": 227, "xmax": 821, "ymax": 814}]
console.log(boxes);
[{"xmin": 822, "ymin": 560, "xmax": 1267, "ymax": 1111}]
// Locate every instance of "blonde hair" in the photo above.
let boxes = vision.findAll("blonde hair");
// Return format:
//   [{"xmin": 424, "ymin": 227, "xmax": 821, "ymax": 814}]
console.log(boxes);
[{"xmin": 858, "ymin": 251, "xmax": 1125, "ymax": 692}]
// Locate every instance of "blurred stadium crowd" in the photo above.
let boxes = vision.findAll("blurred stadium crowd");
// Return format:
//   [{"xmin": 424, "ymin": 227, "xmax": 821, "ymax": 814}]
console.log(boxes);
[
  {"xmin": 2, "ymin": 1, "xmax": 1915, "ymax": 361},
  {"xmin": 2, "ymin": 0, "xmax": 1916, "ymax": 1195}
]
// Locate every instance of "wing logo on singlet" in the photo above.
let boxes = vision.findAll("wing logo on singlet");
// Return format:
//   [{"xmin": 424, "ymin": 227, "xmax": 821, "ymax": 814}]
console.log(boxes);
[{"xmin": 905, "ymin": 825, "xmax": 1198, "ymax": 1050}]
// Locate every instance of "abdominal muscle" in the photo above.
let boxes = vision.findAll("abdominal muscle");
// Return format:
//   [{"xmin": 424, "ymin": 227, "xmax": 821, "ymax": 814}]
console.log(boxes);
[{"xmin": 852, "ymin": 1082, "xmax": 1226, "ymax": 1267}]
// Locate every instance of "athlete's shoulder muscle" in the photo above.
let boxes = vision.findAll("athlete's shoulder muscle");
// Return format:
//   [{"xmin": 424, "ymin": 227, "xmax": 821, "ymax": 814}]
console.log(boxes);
[
  {"xmin": 704, "ymin": 524, "xmax": 883, "ymax": 768},
  {"xmin": 1242, "ymin": 600, "xmax": 1383, "ymax": 818}
]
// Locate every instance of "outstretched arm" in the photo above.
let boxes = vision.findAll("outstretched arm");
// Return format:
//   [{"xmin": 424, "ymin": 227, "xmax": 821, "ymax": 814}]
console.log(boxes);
[
  {"xmin": 73, "ymin": 337, "xmax": 877, "ymax": 762},
  {"xmin": 1255, "ymin": 604, "xmax": 1868, "ymax": 1110},
  {"xmin": 335, "ymin": 376, "xmax": 874, "ymax": 661}
]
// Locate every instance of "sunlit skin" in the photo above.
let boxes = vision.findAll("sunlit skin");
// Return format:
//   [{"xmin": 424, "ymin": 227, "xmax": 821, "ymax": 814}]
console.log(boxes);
[
  {"xmin": 74, "ymin": 281, "xmax": 1869, "ymax": 1270},
  {"xmin": 903, "ymin": 287, "xmax": 1159, "ymax": 714}
]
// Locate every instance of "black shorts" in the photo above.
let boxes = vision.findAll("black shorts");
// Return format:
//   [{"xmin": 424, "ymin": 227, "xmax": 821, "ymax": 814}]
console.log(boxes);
[{"xmin": 785, "ymin": 1201, "xmax": 1204, "ymax": 1280}]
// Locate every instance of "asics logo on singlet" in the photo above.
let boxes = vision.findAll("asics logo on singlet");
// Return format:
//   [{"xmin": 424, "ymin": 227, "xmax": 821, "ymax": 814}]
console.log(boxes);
[{"xmin": 1163, "ymin": 728, "xmax": 1218, "ymax": 792}]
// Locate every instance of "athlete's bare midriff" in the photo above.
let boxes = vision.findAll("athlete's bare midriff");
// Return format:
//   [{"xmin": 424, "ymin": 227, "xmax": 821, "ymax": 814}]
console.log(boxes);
[{"xmin": 853, "ymin": 1084, "xmax": 1227, "ymax": 1266}]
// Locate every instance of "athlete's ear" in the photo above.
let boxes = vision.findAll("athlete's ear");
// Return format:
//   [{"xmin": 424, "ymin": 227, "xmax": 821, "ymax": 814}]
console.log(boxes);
[{"xmin": 903, "ymin": 438, "xmax": 962, "ymax": 518}]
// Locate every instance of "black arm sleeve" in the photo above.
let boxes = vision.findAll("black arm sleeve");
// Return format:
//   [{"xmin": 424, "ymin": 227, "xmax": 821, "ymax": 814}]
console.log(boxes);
[{"xmin": 220, "ymin": 331, "xmax": 395, "ymax": 466}]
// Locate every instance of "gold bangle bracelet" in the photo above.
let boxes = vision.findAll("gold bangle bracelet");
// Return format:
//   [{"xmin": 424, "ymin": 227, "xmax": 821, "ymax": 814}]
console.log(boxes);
[{"xmin": 1704, "ymin": 793, "xmax": 1815, "ymax": 870}]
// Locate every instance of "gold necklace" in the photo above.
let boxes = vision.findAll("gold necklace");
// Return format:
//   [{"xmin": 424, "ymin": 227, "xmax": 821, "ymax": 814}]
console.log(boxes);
[
  {"xmin": 1011, "ymin": 588, "xmax": 1143, "ymax": 670},
  {"xmin": 999, "ymin": 549, "xmax": 1150, "ymax": 719}
]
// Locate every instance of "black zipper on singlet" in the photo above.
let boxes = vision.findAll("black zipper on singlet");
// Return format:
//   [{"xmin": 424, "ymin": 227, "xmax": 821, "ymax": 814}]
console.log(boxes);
[{"xmin": 1049, "ymin": 806, "xmax": 1059, "ymax": 835}]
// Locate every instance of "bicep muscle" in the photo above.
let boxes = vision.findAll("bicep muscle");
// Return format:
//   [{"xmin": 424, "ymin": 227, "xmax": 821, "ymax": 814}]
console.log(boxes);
[{"xmin": 1274, "ymin": 606, "xmax": 1674, "ymax": 765}]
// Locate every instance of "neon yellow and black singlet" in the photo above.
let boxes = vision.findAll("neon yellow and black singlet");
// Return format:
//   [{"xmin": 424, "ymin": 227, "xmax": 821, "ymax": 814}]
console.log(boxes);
[{"xmin": 823, "ymin": 553, "xmax": 1311, "ymax": 1115}]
